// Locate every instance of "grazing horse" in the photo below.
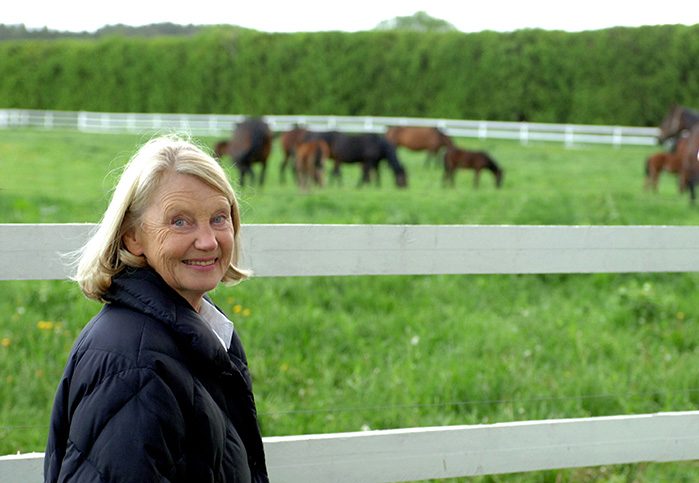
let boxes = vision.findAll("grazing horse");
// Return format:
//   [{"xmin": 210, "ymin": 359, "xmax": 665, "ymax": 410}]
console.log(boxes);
[
  {"xmin": 680, "ymin": 124, "xmax": 699, "ymax": 204},
  {"xmin": 657, "ymin": 105, "xmax": 699, "ymax": 203},
  {"xmin": 644, "ymin": 134, "xmax": 687, "ymax": 192},
  {"xmin": 213, "ymin": 140, "xmax": 229, "ymax": 160},
  {"xmin": 279, "ymin": 125, "xmax": 308, "ymax": 183},
  {"xmin": 228, "ymin": 118, "xmax": 272, "ymax": 187},
  {"xmin": 294, "ymin": 139, "xmax": 329, "ymax": 191},
  {"xmin": 658, "ymin": 104, "xmax": 699, "ymax": 144},
  {"xmin": 443, "ymin": 146, "xmax": 503, "ymax": 188},
  {"xmin": 324, "ymin": 132, "xmax": 408, "ymax": 188},
  {"xmin": 386, "ymin": 126, "xmax": 454, "ymax": 166}
]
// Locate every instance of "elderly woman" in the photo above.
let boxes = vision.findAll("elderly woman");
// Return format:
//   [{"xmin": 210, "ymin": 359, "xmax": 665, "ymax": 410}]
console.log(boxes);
[{"xmin": 45, "ymin": 135, "xmax": 268, "ymax": 482}]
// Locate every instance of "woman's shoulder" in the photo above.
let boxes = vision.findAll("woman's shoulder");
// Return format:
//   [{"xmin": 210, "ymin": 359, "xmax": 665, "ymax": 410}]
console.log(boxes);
[{"xmin": 73, "ymin": 303, "xmax": 183, "ymax": 368}]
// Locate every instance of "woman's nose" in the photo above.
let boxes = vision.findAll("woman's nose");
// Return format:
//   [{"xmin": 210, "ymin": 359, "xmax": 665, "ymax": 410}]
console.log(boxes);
[{"xmin": 194, "ymin": 224, "xmax": 218, "ymax": 251}]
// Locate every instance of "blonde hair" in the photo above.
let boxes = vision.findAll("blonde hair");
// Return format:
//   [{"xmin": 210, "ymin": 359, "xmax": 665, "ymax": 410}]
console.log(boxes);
[{"xmin": 74, "ymin": 134, "xmax": 249, "ymax": 301}]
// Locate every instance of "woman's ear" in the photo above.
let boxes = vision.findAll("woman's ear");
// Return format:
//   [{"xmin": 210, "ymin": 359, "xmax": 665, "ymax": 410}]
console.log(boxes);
[{"xmin": 122, "ymin": 227, "xmax": 144, "ymax": 256}]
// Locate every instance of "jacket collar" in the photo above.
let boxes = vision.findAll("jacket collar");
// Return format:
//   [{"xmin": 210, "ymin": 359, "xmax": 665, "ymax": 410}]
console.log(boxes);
[{"xmin": 106, "ymin": 267, "xmax": 234, "ymax": 373}]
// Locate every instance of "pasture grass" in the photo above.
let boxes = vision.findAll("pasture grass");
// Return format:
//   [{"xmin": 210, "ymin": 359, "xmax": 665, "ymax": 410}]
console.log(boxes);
[{"xmin": 2, "ymin": 128, "xmax": 699, "ymax": 481}]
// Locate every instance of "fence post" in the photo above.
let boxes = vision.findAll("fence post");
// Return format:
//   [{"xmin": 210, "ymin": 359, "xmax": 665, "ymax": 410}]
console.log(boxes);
[
  {"xmin": 613, "ymin": 127, "xmax": 622, "ymax": 148},
  {"xmin": 519, "ymin": 123, "xmax": 529, "ymax": 145},
  {"xmin": 565, "ymin": 126, "xmax": 575, "ymax": 148}
]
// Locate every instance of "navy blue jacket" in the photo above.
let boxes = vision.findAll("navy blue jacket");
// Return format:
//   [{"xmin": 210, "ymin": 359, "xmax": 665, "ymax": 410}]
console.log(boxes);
[{"xmin": 45, "ymin": 267, "xmax": 268, "ymax": 482}]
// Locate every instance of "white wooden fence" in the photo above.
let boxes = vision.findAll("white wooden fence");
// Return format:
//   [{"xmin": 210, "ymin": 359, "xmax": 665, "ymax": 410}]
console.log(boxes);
[
  {"xmin": 2, "ymin": 223, "xmax": 699, "ymax": 482},
  {"xmin": 0, "ymin": 109, "xmax": 660, "ymax": 147}
]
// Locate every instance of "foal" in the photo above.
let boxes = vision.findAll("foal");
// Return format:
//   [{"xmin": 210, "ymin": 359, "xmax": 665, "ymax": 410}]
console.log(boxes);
[
  {"xmin": 294, "ymin": 139, "xmax": 329, "ymax": 191},
  {"xmin": 443, "ymin": 146, "xmax": 504, "ymax": 188}
]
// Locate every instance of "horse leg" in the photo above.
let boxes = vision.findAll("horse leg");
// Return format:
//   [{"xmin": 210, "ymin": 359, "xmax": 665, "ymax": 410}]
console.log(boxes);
[
  {"xmin": 473, "ymin": 169, "xmax": 481, "ymax": 189},
  {"xmin": 259, "ymin": 161, "xmax": 267, "ymax": 187},
  {"xmin": 280, "ymin": 153, "xmax": 289, "ymax": 184}
]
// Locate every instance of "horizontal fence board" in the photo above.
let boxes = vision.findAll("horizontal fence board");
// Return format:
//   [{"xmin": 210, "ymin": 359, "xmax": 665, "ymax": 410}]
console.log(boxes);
[
  {"xmin": 0, "ymin": 109, "xmax": 660, "ymax": 146},
  {"xmin": 4, "ymin": 412, "xmax": 699, "ymax": 483},
  {"xmin": 2, "ymin": 224, "xmax": 699, "ymax": 281}
]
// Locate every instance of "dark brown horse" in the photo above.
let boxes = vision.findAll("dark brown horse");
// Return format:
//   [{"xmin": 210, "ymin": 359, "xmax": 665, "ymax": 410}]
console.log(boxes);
[
  {"xmin": 657, "ymin": 105, "xmax": 699, "ymax": 203},
  {"xmin": 227, "ymin": 118, "xmax": 272, "ymax": 187},
  {"xmin": 323, "ymin": 132, "xmax": 408, "ymax": 188},
  {"xmin": 680, "ymin": 124, "xmax": 699, "ymax": 203},
  {"xmin": 213, "ymin": 140, "xmax": 229, "ymax": 160},
  {"xmin": 658, "ymin": 104, "xmax": 699, "ymax": 144},
  {"xmin": 279, "ymin": 125, "xmax": 308, "ymax": 183},
  {"xmin": 385, "ymin": 126, "xmax": 454, "ymax": 166},
  {"xmin": 443, "ymin": 146, "xmax": 503, "ymax": 188}
]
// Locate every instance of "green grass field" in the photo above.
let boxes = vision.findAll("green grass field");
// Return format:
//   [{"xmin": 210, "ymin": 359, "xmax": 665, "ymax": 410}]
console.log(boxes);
[{"xmin": 2, "ymin": 128, "xmax": 699, "ymax": 482}]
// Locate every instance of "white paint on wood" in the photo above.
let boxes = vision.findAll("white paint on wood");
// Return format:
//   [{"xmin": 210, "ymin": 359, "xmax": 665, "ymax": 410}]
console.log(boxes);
[
  {"xmin": 3, "ymin": 224, "xmax": 699, "ymax": 281},
  {"xmin": 4, "ymin": 412, "xmax": 699, "ymax": 483}
]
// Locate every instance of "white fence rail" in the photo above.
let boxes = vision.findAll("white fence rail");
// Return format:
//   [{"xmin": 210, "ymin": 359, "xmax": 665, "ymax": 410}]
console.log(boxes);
[
  {"xmin": 0, "ymin": 109, "xmax": 660, "ymax": 147},
  {"xmin": 2, "ymin": 223, "xmax": 698, "ymax": 482}
]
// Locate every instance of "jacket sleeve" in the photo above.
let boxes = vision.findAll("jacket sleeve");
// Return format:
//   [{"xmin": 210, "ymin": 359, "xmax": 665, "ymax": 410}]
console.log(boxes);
[{"xmin": 57, "ymin": 366, "xmax": 186, "ymax": 483}]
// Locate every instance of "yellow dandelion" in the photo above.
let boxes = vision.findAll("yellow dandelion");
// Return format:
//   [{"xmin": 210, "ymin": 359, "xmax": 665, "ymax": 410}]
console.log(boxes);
[
  {"xmin": 35, "ymin": 369, "xmax": 45, "ymax": 379},
  {"xmin": 676, "ymin": 312, "xmax": 686, "ymax": 320},
  {"xmin": 1, "ymin": 337, "xmax": 10, "ymax": 348},
  {"xmin": 233, "ymin": 304, "xmax": 242, "ymax": 314},
  {"xmin": 37, "ymin": 320, "xmax": 55, "ymax": 331},
  {"xmin": 280, "ymin": 362, "xmax": 289, "ymax": 372},
  {"xmin": 242, "ymin": 308, "xmax": 251, "ymax": 317}
]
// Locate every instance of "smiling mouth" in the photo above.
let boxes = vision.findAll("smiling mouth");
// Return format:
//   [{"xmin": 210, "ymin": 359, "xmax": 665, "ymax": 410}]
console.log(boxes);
[{"xmin": 183, "ymin": 259, "xmax": 217, "ymax": 267}]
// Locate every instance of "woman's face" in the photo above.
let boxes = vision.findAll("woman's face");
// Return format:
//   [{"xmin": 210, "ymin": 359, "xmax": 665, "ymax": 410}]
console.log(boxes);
[{"xmin": 124, "ymin": 171, "xmax": 234, "ymax": 311}]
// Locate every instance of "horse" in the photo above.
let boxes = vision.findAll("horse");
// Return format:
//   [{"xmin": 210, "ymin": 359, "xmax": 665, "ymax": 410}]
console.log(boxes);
[
  {"xmin": 228, "ymin": 117, "xmax": 272, "ymax": 187},
  {"xmin": 279, "ymin": 125, "xmax": 308, "ymax": 183},
  {"xmin": 323, "ymin": 132, "xmax": 408, "ymax": 188},
  {"xmin": 385, "ymin": 126, "xmax": 454, "ymax": 166},
  {"xmin": 657, "ymin": 105, "xmax": 699, "ymax": 203},
  {"xmin": 680, "ymin": 124, "xmax": 699, "ymax": 204},
  {"xmin": 644, "ymin": 134, "xmax": 687, "ymax": 192},
  {"xmin": 658, "ymin": 104, "xmax": 699, "ymax": 144},
  {"xmin": 294, "ymin": 138, "xmax": 329, "ymax": 191},
  {"xmin": 443, "ymin": 146, "xmax": 503, "ymax": 189},
  {"xmin": 213, "ymin": 140, "xmax": 229, "ymax": 160}
]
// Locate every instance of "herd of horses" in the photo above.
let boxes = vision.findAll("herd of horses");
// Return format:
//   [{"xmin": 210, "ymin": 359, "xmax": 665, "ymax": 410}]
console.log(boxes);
[
  {"xmin": 214, "ymin": 120, "xmax": 504, "ymax": 191},
  {"xmin": 215, "ymin": 105, "xmax": 699, "ymax": 204},
  {"xmin": 645, "ymin": 105, "xmax": 699, "ymax": 203}
]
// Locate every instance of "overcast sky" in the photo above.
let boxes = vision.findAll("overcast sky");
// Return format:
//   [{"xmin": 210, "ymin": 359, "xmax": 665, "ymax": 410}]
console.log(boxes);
[{"xmin": 5, "ymin": 0, "xmax": 698, "ymax": 34}]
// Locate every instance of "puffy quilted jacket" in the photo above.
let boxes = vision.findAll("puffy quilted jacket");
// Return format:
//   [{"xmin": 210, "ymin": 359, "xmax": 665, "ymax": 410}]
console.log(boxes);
[{"xmin": 44, "ymin": 267, "xmax": 268, "ymax": 482}]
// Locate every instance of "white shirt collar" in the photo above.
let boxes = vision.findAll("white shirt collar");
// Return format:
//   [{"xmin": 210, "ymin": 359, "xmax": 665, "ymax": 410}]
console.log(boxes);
[{"xmin": 199, "ymin": 299, "xmax": 234, "ymax": 350}]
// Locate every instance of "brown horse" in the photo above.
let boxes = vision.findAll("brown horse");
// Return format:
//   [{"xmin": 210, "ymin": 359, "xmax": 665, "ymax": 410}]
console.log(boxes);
[
  {"xmin": 294, "ymin": 139, "xmax": 329, "ymax": 191},
  {"xmin": 657, "ymin": 105, "xmax": 699, "ymax": 203},
  {"xmin": 213, "ymin": 140, "xmax": 229, "ymax": 160},
  {"xmin": 443, "ymin": 146, "xmax": 503, "ymax": 188},
  {"xmin": 386, "ymin": 126, "xmax": 454, "ymax": 166},
  {"xmin": 680, "ymin": 124, "xmax": 699, "ymax": 204},
  {"xmin": 228, "ymin": 117, "xmax": 272, "ymax": 187},
  {"xmin": 644, "ymin": 134, "xmax": 687, "ymax": 192},
  {"xmin": 279, "ymin": 125, "xmax": 308, "ymax": 183},
  {"xmin": 658, "ymin": 105, "xmax": 699, "ymax": 144}
]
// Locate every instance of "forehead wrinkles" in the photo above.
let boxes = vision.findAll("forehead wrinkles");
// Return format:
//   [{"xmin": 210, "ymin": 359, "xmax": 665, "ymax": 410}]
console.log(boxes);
[{"xmin": 157, "ymin": 188, "xmax": 231, "ymax": 215}]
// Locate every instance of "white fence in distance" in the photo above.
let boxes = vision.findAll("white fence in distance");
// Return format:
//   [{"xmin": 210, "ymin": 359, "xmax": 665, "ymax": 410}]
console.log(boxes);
[
  {"xmin": 2, "ymin": 223, "xmax": 698, "ymax": 482},
  {"xmin": 0, "ymin": 108, "xmax": 661, "ymax": 147}
]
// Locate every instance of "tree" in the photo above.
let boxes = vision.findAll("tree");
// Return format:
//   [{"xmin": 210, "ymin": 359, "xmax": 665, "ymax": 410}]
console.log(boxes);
[{"xmin": 373, "ymin": 11, "xmax": 457, "ymax": 33}]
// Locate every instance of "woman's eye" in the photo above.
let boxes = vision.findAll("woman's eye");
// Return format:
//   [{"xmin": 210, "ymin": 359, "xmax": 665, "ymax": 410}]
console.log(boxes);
[
  {"xmin": 212, "ymin": 214, "xmax": 228, "ymax": 224},
  {"xmin": 172, "ymin": 218, "xmax": 188, "ymax": 227}
]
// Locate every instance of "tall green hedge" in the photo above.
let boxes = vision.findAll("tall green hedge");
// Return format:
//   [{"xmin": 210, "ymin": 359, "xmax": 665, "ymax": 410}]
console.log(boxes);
[{"xmin": 1, "ymin": 25, "xmax": 698, "ymax": 125}]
